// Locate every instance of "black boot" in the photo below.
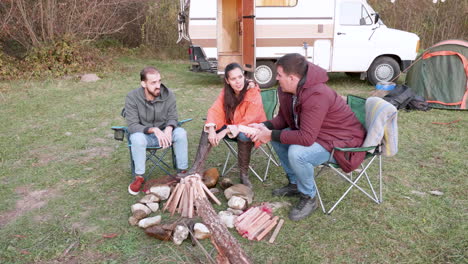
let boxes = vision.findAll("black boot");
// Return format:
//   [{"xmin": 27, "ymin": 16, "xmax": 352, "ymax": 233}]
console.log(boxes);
[
  {"xmin": 178, "ymin": 130, "xmax": 212, "ymax": 178},
  {"xmin": 288, "ymin": 193, "xmax": 318, "ymax": 221},
  {"xmin": 237, "ymin": 140, "xmax": 254, "ymax": 188},
  {"xmin": 272, "ymin": 182, "xmax": 300, "ymax": 197}
]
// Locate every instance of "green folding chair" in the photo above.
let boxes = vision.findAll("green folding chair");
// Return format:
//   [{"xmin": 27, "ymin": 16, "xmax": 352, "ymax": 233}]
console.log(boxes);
[
  {"xmin": 111, "ymin": 108, "xmax": 192, "ymax": 179},
  {"xmin": 221, "ymin": 88, "xmax": 280, "ymax": 182},
  {"xmin": 313, "ymin": 95, "xmax": 398, "ymax": 214}
]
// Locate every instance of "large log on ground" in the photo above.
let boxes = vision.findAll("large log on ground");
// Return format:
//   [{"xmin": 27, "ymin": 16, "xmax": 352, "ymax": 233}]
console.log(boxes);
[{"xmin": 195, "ymin": 196, "xmax": 252, "ymax": 264}]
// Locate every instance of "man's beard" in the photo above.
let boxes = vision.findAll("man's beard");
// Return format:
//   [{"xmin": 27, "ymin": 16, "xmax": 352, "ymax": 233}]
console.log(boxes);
[{"xmin": 148, "ymin": 89, "xmax": 160, "ymax": 97}]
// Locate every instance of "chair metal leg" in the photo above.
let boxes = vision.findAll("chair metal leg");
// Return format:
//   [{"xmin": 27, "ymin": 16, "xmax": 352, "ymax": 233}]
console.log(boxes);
[
  {"xmin": 315, "ymin": 154, "xmax": 382, "ymax": 214},
  {"xmin": 221, "ymin": 139, "xmax": 264, "ymax": 182}
]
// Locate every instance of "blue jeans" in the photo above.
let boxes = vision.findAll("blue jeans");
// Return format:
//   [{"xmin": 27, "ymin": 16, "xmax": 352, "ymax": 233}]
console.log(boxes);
[
  {"xmin": 271, "ymin": 136, "xmax": 334, "ymax": 198},
  {"xmin": 129, "ymin": 127, "xmax": 188, "ymax": 175}
]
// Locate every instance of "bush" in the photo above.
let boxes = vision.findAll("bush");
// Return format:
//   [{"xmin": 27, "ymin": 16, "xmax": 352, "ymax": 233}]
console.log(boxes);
[{"xmin": 0, "ymin": 37, "xmax": 110, "ymax": 80}]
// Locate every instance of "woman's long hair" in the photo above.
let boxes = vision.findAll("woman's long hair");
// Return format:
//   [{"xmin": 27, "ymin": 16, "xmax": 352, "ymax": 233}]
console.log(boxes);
[{"xmin": 223, "ymin": 63, "xmax": 249, "ymax": 124}]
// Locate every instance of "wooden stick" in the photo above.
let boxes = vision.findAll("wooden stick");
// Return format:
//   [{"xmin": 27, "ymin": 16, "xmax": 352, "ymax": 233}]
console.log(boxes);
[
  {"xmin": 200, "ymin": 181, "xmax": 221, "ymax": 205},
  {"xmin": 188, "ymin": 183, "xmax": 194, "ymax": 218},
  {"xmin": 236, "ymin": 207, "xmax": 255, "ymax": 223},
  {"xmin": 176, "ymin": 182, "xmax": 186, "ymax": 215},
  {"xmin": 249, "ymin": 215, "xmax": 274, "ymax": 240},
  {"xmin": 241, "ymin": 211, "xmax": 267, "ymax": 233},
  {"xmin": 169, "ymin": 182, "xmax": 184, "ymax": 216},
  {"xmin": 256, "ymin": 216, "xmax": 279, "ymax": 241},
  {"xmin": 268, "ymin": 219, "xmax": 285, "ymax": 243},
  {"xmin": 237, "ymin": 209, "xmax": 262, "ymax": 231},
  {"xmin": 163, "ymin": 183, "xmax": 180, "ymax": 212},
  {"xmin": 247, "ymin": 214, "xmax": 272, "ymax": 240}
]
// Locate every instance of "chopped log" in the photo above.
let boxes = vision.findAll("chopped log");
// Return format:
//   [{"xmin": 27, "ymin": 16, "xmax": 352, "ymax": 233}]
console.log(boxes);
[
  {"xmin": 268, "ymin": 219, "xmax": 285, "ymax": 243},
  {"xmin": 195, "ymin": 196, "xmax": 252, "ymax": 264}
]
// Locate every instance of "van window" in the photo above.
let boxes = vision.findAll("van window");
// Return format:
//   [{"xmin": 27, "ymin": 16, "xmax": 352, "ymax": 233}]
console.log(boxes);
[
  {"xmin": 256, "ymin": 0, "xmax": 297, "ymax": 7},
  {"xmin": 340, "ymin": 2, "xmax": 373, "ymax": 25}
]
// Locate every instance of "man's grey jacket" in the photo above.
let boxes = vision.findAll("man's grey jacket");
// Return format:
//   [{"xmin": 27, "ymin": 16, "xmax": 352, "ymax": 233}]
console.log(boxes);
[{"xmin": 125, "ymin": 84, "xmax": 179, "ymax": 134}]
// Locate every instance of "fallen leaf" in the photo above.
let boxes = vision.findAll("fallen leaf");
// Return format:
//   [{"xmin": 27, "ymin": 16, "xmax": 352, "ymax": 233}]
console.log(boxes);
[
  {"xmin": 13, "ymin": 235, "xmax": 27, "ymax": 238},
  {"xmin": 102, "ymin": 233, "xmax": 119, "ymax": 238},
  {"xmin": 20, "ymin": 250, "xmax": 30, "ymax": 255}
]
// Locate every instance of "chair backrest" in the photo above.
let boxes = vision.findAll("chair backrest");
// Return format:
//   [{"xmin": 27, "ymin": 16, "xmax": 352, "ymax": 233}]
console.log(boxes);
[
  {"xmin": 347, "ymin": 95, "xmax": 366, "ymax": 127},
  {"xmin": 261, "ymin": 88, "xmax": 278, "ymax": 120}
]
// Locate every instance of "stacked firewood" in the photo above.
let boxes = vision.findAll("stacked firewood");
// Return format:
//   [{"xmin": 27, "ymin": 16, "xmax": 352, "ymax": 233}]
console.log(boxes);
[
  {"xmin": 163, "ymin": 174, "xmax": 221, "ymax": 218},
  {"xmin": 235, "ymin": 205, "xmax": 284, "ymax": 242}
]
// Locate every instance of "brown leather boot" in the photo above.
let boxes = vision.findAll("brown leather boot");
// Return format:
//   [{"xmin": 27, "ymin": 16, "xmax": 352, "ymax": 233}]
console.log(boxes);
[
  {"xmin": 177, "ymin": 130, "xmax": 212, "ymax": 178},
  {"xmin": 237, "ymin": 140, "xmax": 254, "ymax": 188}
]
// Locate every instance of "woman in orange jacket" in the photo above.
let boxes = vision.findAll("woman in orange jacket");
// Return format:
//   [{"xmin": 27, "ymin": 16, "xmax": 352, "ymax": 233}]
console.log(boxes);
[{"xmin": 184, "ymin": 62, "xmax": 267, "ymax": 188}]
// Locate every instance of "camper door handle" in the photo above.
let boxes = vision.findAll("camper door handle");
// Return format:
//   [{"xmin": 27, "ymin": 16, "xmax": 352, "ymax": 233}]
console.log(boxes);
[
  {"xmin": 337, "ymin": 32, "xmax": 346, "ymax": 35},
  {"xmin": 243, "ymin": 15, "xmax": 255, "ymax": 19}
]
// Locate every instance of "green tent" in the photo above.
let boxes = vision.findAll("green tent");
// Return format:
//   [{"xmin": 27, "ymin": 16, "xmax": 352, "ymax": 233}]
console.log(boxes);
[{"xmin": 406, "ymin": 40, "xmax": 467, "ymax": 110}]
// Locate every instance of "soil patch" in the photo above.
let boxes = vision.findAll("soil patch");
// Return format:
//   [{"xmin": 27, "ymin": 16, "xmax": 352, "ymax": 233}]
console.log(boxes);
[{"xmin": 0, "ymin": 186, "xmax": 60, "ymax": 227}]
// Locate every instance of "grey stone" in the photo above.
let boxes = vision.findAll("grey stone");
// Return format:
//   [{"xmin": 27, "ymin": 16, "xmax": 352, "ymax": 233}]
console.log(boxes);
[
  {"xmin": 172, "ymin": 225, "xmax": 189, "ymax": 245},
  {"xmin": 80, "ymin": 74, "xmax": 101, "ymax": 82}
]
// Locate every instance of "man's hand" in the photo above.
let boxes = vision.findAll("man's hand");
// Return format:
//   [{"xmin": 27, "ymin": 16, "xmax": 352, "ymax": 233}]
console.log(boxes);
[
  {"xmin": 247, "ymin": 123, "xmax": 271, "ymax": 144},
  {"xmin": 163, "ymin": 126, "xmax": 173, "ymax": 144},
  {"xmin": 151, "ymin": 127, "xmax": 172, "ymax": 149}
]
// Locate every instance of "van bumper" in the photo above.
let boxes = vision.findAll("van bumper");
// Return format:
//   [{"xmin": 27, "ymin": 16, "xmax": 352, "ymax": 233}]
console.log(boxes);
[{"xmin": 189, "ymin": 45, "xmax": 217, "ymax": 73}]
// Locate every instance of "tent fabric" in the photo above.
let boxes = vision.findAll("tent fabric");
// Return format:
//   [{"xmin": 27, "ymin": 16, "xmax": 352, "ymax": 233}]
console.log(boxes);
[{"xmin": 405, "ymin": 39, "xmax": 468, "ymax": 110}]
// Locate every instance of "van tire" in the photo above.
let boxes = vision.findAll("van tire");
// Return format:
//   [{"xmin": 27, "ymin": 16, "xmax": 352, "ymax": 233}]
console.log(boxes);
[
  {"xmin": 367, "ymin": 57, "xmax": 400, "ymax": 86},
  {"xmin": 254, "ymin": 61, "xmax": 277, "ymax": 88}
]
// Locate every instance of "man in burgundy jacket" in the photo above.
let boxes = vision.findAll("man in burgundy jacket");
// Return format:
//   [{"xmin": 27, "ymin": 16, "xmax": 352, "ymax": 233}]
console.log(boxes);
[{"xmin": 249, "ymin": 54, "xmax": 366, "ymax": 221}]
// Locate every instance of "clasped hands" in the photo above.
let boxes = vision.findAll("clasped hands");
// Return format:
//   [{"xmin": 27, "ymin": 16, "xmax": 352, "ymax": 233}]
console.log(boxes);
[
  {"xmin": 150, "ymin": 126, "xmax": 173, "ymax": 149},
  {"xmin": 245, "ymin": 123, "xmax": 272, "ymax": 144}
]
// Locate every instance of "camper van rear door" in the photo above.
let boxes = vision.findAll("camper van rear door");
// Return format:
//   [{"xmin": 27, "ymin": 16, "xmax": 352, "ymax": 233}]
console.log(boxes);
[{"xmin": 242, "ymin": 0, "xmax": 255, "ymax": 72}]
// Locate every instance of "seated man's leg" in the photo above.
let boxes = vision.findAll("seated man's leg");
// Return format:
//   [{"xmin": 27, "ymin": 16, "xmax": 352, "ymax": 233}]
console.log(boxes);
[
  {"xmin": 287, "ymin": 142, "xmax": 331, "ymax": 220},
  {"xmin": 172, "ymin": 127, "xmax": 188, "ymax": 172},
  {"xmin": 270, "ymin": 140, "xmax": 300, "ymax": 196},
  {"xmin": 128, "ymin": 132, "xmax": 150, "ymax": 195}
]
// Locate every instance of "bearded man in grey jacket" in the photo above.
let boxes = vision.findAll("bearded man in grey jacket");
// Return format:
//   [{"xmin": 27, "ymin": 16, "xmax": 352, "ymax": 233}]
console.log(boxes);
[{"xmin": 125, "ymin": 66, "xmax": 188, "ymax": 195}]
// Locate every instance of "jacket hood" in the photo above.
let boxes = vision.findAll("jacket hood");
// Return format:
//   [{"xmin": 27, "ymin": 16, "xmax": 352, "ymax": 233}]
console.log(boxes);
[{"xmin": 301, "ymin": 62, "xmax": 329, "ymax": 89}]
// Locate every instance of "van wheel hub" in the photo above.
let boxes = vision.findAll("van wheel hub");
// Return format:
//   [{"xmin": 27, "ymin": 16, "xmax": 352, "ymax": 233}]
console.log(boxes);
[
  {"xmin": 255, "ymin": 65, "xmax": 273, "ymax": 85},
  {"xmin": 375, "ymin": 64, "xmax": 394, "ymax": 81}
]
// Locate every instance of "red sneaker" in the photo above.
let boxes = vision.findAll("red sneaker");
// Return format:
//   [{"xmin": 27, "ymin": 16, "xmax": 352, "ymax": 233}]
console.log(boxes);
[{"xmin": 128, "ymin": 176, "xmax": 145, "ymax": 195}]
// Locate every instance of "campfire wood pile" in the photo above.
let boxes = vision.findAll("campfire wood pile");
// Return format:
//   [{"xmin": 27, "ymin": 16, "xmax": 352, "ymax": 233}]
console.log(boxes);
[
  {"xmin": 163, "ymin": 174, "xmax": 221, "ymax": 218},
  {"xmin": 235, "ymin": 205, "xmax": 283, "ymax": 241}
]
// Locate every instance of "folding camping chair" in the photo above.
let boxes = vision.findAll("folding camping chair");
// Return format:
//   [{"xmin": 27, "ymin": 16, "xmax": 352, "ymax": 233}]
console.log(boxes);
[
  {"xmin": 221, "ymin": 88, "xmax": 280, "ymax": 182},
  {"xmin": 111, "ymin": 108, "xmax": 192, "ymax": 179},
  {"xmin": 313, "ymin": 95, "xmax": 398, "ymax": 214}
]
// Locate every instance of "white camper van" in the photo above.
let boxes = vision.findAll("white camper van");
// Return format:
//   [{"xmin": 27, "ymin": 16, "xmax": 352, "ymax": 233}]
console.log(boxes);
[{"xmin": 185, "ymin": 0, "xmax": 420, "ymax": 87}]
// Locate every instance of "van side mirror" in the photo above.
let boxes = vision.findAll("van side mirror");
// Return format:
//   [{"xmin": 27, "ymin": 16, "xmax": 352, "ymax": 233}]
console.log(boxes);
[
  {"xmin": 359, "ymin": 18, "xmax": 366, "ymax": 25},
  {"xmin": 374, "ymin": 13, "xmax": 380, "ymax": 24}
]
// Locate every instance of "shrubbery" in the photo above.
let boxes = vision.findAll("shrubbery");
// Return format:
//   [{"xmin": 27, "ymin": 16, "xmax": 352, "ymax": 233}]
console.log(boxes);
[{"xmin": 0, "ymin": 38, "xmax": 109, "ymax": 80}]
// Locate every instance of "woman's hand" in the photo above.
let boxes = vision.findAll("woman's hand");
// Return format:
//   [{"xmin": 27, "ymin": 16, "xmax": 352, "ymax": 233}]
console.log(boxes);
[{"xmin": 208, "ymin": 127, "xmax": 218, "ymax": 146}]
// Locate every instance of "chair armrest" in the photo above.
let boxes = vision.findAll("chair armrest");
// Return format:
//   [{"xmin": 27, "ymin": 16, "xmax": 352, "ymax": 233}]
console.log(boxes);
[
  {"xmin": 333, "ymin": 146, "xmax": 377, "ymax": 152},
  {"xmin": 111, "ymin": 126, "xmax": 127, "ymax": 131},
  {"xmin": 178, "ymin": 118, "xmax": 193, "ymax": 126}
]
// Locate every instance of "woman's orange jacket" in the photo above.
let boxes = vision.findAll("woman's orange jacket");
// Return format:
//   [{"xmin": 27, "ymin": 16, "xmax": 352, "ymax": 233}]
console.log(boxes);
[{"xmin": 205, "ymin": 87, "xmax": 267, "ymax": 146}]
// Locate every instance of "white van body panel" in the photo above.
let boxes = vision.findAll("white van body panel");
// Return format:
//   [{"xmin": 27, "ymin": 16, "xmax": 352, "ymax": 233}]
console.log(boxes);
[{"xmin": 188, "ymin": 0, "xmax": 419, "ymax": 83}]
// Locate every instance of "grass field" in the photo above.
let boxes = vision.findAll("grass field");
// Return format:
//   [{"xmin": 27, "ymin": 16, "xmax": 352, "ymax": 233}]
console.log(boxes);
[{"xmin": 0, "ymin": 57, "xmax": 466, "ymax": 263}]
